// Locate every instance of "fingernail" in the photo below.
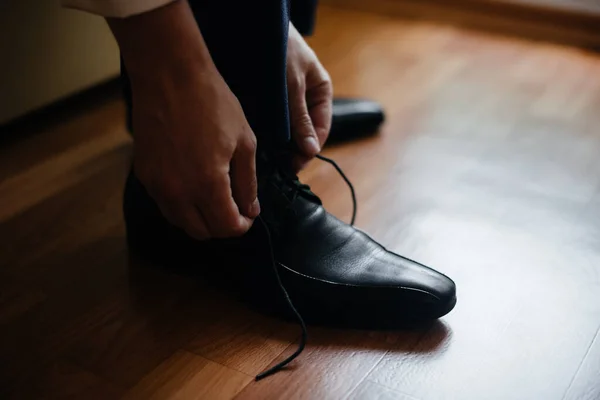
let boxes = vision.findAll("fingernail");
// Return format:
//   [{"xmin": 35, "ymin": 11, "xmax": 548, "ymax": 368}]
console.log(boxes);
[
  {"xmin": 248, "ymin": 198, "xmax": 261, "ymax": 218},
  {"xmin": 304, "ymin": 136, "xmax": 321, "ymax": 155}
]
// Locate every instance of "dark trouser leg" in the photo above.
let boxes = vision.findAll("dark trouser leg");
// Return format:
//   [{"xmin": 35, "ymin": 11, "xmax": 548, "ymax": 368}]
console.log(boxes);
[
  {"xmin": 123, "ymin": 0, "xmax": 293, "ymax": 151},
  {"xmin": 291, "ymin": 0, "xmax": 318, "ymax": 36}
]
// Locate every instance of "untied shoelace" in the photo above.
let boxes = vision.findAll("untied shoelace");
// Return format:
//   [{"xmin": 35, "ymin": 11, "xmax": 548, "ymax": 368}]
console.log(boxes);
[{"xmin": 254, "ymin": 154, "xmax": 357, "ymax": 380}]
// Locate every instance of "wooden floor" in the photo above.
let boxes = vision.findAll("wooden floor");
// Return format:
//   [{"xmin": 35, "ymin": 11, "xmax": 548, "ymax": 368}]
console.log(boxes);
[
  {"xmin": 498, "ymin": 0, "xmax": 600, "ymax": 14},
  {"xmin": 2, "ymin": 5, "xmax": 600, "ymax": 400},
  {"xmin": 323, "ymin": 0, "xmax": 600, "ymax": 52}
]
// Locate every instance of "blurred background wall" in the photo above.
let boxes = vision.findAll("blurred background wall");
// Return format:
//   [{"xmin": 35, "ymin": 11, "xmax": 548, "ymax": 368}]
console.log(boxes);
[
  {"xmin": 0, "ymin": 0, "xmax": 120, "ymax": 124},
  {"xmin": 2, "ymin": 0, "xmax": 598, "ymax": 126}
]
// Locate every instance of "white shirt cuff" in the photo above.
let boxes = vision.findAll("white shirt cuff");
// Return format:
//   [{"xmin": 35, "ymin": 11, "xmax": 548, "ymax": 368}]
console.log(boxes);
[{"xmin": 61, "ymin": 0, "xmax": 177, "ymax": 18}]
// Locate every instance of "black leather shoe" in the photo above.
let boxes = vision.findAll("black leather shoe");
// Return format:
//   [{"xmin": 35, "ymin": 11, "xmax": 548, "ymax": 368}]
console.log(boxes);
[
  {"xmin": 255, "ymin": 158, "xmax": 456, "ymax": 328},
  {"xmin": 123, "ymin": 153, "xmax": 456, "ymax": 330},
  {"xmin": 124, "ymin": 152, "xmax": 456, "ymax": 378},
  {"xmin": 328, "ymin": 97, "xmax": 385, "ymax": 143}
]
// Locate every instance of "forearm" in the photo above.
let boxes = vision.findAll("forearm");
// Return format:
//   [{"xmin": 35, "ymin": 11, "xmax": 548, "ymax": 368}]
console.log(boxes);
[{"xmin": 107, "ymin": 0, "xmax": 216, "ymax": 87}]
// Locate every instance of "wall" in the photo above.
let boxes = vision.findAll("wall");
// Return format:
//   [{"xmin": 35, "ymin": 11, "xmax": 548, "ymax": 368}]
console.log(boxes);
[{"xmin": 0, "ymin": 0, "xmax": 120, "ymax": 124}]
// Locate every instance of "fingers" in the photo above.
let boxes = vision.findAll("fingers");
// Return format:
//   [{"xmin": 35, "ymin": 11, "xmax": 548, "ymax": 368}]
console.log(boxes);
[
  {"xmin": 145, "ymin": 181, "xmax": 211, "ymax": 241},
  {"xmin": 196, "ymin": 171, "xmax": 255, "ymax": 239},
  {"xmin": 289, "ymin": 76, "xmax": 333, "ymax": 173},
  {"xmin": 306, "ymin": 74, "xmax": 333, "ymax": 149},
  {"xmin": 289, "ymin": 76, "xmax": 321, "ymax": 158},
  {"xmin": 230, "ymin": 134, "xmax": 260, "ymax": 219},
  {"xmin": 178, "ymin": 205, "xmax": 211, "ymax": 240},
  {"xmin": 140, "ymin": 167, "xmax": 254, "ymax": 241}
]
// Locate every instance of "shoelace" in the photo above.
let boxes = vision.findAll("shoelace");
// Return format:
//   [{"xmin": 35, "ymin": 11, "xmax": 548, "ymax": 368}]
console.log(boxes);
[
  {"xmin": 316, "ymin": 154, "xmax": 357, "ymax": 226},
  {"xmin": 254, "ymin": 154, "xmax": 357, "ymax": 380}
]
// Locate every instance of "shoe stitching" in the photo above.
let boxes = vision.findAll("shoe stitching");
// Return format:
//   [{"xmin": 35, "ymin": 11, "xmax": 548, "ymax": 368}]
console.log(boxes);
[{"xmin": 277, "ymin": 260, "xmax": 441, "ymax": 300}]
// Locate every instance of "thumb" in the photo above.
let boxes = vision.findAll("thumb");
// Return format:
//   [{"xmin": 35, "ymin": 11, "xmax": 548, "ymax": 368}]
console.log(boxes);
[
  {"xmin": 289, "ymin": 78, "xmax": 321, "ymax": 158},
  {"xmin": 230, "ymin": 134, "xmax": 260, "ymax": 219}
]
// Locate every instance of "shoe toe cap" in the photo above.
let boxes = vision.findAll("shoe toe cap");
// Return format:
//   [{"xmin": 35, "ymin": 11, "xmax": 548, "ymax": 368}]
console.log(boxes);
[{"xmin": 386, "ymin": 256, "xmax": 457, "ymax": 318}]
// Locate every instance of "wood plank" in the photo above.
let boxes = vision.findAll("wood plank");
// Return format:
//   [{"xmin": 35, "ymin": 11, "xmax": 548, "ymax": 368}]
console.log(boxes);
[
  {"xmin": 235, "ymin": 327, "xmax": 427, "ymax": 399},
  {"xmin": 0, "ymin": 247, "xmax": 129, "ymax": 396},
  {"xmin": 0, "ymin": 146, "xmax": 131, "ymax": 275},
  {"xmin": 366, "ymin": 268, "xmax": 600, "ymax": 400},
  {"xmin": 563, "ymin": 327, "xmax": 600, "ymax": 400},
  {"xmin": 0, "ymin": 160, "xmax": 132, "ymax": 394},
  {"xmin": 349, "ymin": 381, "xmax": 418, "ymax": 400},
  {"xmin": 0, "ymin": 86, "xmax": 125, "ymax": 181},
  {"xmin": 63, "ymin": 265, "xmax": 217, "ymax": 388},
  {"xmin": 10, "ymin": 360, "xmax": 124, "ymax": 400},
  {"xmin": 186, "ymin": 303, "xmax": 299, "ymax": 376},
  {"xmin": 0, "ymin": 276, "xmax": 45, "ymax": 325},
  {"xmin": 0, "ymin": 130, "xmax": 130, "ymax": 224},
  {"xmin": 321, "ymin": 0, "xmax": 600, "ymax": 50},
  {"xmin": 489, "ymin": 0, "xmax": 600, "ymax": 15},
  {"xmin": 124, "ymin": 350, "xmax": 251, "ymax": 400},
  {"xmin": 562, "ymin": 193, "xmax": 600, "ymax": 400}
]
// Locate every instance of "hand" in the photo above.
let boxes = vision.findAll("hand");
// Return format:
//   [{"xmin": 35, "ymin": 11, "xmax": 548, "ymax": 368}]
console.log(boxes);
[
  {"xmin": 287, "ymin": 23, "xmax": 333, "ymax": 171},
  {"xmin": 131, "ymin": 67, "xmax": 259, "ymax": 241},
  {"xmin": 108, "ymin": 1, "xmax": 259, "ymax": 240}
]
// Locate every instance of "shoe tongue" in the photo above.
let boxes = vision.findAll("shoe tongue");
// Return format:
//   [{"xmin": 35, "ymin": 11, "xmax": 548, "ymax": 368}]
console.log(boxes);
[
  {"xmin": 256, "ymin": 157, "xmax": 320, "ymax": 226},
  {"xmin": 256, "ymin": 148, "xmax": 322, "ymax": 198}
]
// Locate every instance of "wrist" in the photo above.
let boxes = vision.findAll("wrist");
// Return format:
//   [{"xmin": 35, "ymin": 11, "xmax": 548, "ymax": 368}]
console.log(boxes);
[{"xmin": 107, "ymin": 0, "xmax": 216, "ymax": 86}]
